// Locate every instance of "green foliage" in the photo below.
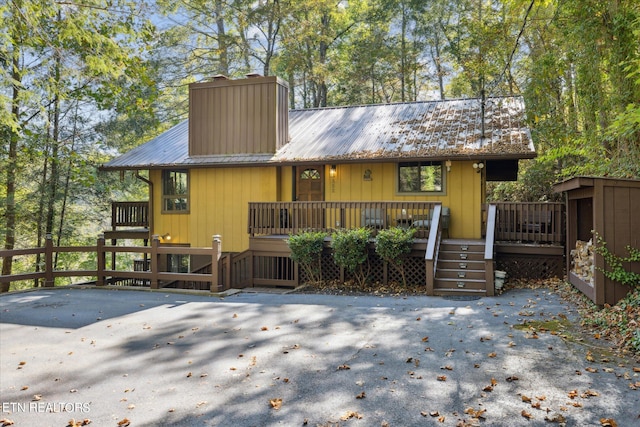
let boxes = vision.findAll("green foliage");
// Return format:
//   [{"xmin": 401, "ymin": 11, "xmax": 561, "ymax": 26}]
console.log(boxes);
[
  {"xmin": 287, "ymin": 231, "xmax": 327, "ymax": 284},
  {"xmin": 331, "ymin": 228, "xmax": 371, "ymax": 287},
  {"xmin": 593, "ymin": 234, "xmax": 640, "ymax": 288},
  {"xmin": 374, "ymin": 227, "xmax": 416, "ymax": 287}
]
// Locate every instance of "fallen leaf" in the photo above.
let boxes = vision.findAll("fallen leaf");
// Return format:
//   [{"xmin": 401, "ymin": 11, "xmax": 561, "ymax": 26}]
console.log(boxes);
[
  {"xmin": 356, "ymin": 391, "xmax": 366, "ymax": 399},
  {"xmin": 521, "ymin": 395, "xmax": 532, "ymax": 403},
  {"xmin": 117, "ymin": 419, "xmax": 130, "ymax": 427},
  {"xmin": 544, "ymin": 413, "xmax": 566, "ymax": 423},
  {"xmin": 442, "ymin": 365, "xmax": 453, "ymax": 371},
  {"xmin": 437, "ymin": 375, "xmax": 447, "ymax": 381},
  {"xmin": 600, "ymin": 418, "xmax": 618, "ymax": 427},
  {"xmin": 488, "ymin": 352, "xmax": 497, "ymax": 358},
  {"xmin": 337, "ymin": 364, "xmax": 350, "ymax": 370},
  {"xmin": 586, "ymin": 351, "xmax": 595, "ymax": 362},
  {"xmin": 340, "ymin": 411, "xmax": 363, "ymax": 420},
  {"xmin": 464, "ymin": 407, "xmax": 486, "ymax": 419},
  {"xmin": 438, "ymin": 415, "xmax": 445, "ymax": 422},
  {"xmin": 568, "ymin": 389, "xmax": 578, "ymax": 399},
  {"xmin": 521, "ymin": 410, "xmax": 533, "ymax": 419},
  {"xmin": 261, "ymin": 326, "xmax": 268, "ymax": 331},
  {"xmin": 422, "ymin": 336, "xmax": 429, "ymax": 342},
  {"xmin": 269, "ymin": 398, "xmax": 282, "ymax": 410},
  {"xmin": 506, "ymin": 375, "xmax": 519, "ymax": 382},
  {"xmin": 586, "ymin": 367, "xmax": 598, "ymax": 373},
  {"xmin": 0, "ymin": 420, "xmax": 14, "ymax": 427}
]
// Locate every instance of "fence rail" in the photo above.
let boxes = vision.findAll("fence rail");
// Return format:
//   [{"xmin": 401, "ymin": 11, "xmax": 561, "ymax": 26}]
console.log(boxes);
[
  {"xmin": 248, "ymin": 201, "xmax": 444, "ymax": 238},
  {"xmin": 492, "ymin": 202, "xmax": 565, "ymax": 244},
  {"xmin": 0, "ymin": 234, "xmax": 222, "ymax": 292},
  {"xmin": 112, "ymin": 201, "xmax": 149, "ymax": 228}
]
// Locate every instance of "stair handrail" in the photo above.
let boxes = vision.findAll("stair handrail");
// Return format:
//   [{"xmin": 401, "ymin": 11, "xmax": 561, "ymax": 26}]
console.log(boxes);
[
  {"xmin": 484, "ymin": 204, "xmax": 497, "ymax": 296},
  {"xmin": 425, "ymin": 203, "xmax": 442, "ymax": 295}
]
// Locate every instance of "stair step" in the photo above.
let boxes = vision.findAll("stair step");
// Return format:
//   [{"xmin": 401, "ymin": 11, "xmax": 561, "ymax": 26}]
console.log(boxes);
[
  {"xmin": 436, "ymin": 269, "xmax": 485, "ymax": 280},
  {"xmin": 434, "ymin": 277, "xmax": 486, "ymax": 290},
  {"xmin": 439, "ymin": 251, "xmax": 484, "ymax": 261},
  {"xmin": 437, "ymin": 260, "xmax": 485, "ymax": 270}
]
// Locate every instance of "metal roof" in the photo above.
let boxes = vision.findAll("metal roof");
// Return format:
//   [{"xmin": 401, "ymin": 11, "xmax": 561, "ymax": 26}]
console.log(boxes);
[{"xmin": 101, "ymin": 96, "xmax": 535, "ymax": 170}]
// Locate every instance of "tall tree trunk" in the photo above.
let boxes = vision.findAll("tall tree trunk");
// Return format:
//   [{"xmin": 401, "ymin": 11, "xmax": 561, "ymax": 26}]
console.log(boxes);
[
  {"xmin": 215, "ymin": 0, "xmax": 229, "ymax": 75},
  {"xmin": 400, "ymin": 2, "xmax": 407, "ymax": 102},
  {"xmin": 1, "ymin": 48, "xmax": 20, "ymax": 293}
]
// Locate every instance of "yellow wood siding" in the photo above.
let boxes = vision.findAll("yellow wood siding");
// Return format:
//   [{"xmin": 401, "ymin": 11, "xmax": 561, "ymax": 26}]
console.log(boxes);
[
  {"xmin": 153, "ymin": 168, "xmax": 280, "ymax": 252},
  {"xmin": 153, "ymin": 160, "xmax": 484, "ymax": 253},
  {"xmin": 325, "ymin": 162, "xmax": 482, "ymax": 238}
]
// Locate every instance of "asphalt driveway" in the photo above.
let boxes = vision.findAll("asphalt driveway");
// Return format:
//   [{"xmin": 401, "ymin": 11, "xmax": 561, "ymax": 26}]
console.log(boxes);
[{"xmin": 1, "ymin": 286, "xmax": 638, "ymax": 427}]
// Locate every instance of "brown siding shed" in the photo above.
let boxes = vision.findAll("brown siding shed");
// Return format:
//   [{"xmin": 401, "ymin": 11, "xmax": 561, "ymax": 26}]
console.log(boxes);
[{"xmin": 554, "ymin": 177, "xmax": 640, "ymax": 305}]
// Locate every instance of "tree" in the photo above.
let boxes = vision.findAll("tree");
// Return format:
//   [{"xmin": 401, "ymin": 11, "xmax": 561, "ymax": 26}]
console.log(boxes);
[{"xmin": 1, "ymin": 0, "xmax": 158, "ymax": 291}]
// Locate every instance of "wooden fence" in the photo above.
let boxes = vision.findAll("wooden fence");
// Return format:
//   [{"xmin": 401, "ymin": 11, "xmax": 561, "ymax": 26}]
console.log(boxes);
[{"xmin": 0, "ymin": 234, "xmax": 222, "ymax": 292}]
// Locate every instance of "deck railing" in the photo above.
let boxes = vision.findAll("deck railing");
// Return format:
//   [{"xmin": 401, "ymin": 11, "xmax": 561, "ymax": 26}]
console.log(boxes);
[
  {"xmin": 248, "ymin": 201, "xmax": 443, "ymax": 238},
  {"xmin": 112, "ymin": 201, "xmax": 149, "ymax": 229},
  {"xmin": 492, "ymin": 202, "xmax": 565, "ymax": 244}
]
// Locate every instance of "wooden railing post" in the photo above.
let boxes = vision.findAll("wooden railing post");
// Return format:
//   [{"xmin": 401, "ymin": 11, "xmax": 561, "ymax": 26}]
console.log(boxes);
[
  {"xmin": 150, "ymin": 235, "xmax": 160, "ymax": 289},
  {"xmin": 44, "ymin": 234, "xmax": 54, "ymax": 287},
  {"xmin": 96, "ymin": 234, "xmax": 106, "ymax": 286},
  {"xmin": 211, "ymin": 235, "xmax": 222, "ymax": 292}
]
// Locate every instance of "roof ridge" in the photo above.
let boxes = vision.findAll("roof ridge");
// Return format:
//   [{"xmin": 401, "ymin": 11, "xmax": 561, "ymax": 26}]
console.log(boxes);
[{"xmin": 289, "ymin": 95, "xmax": 523, "ymax": 113}]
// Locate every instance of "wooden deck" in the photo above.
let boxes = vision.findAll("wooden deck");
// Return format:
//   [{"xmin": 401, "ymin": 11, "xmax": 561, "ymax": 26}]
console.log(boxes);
[{"xmin": 1, "ymin": 202, "xmax": 566, "ymax": 295}]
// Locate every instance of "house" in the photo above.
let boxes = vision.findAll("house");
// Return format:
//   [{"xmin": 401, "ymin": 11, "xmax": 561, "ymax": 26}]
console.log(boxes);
[{"xmin": 100, "ymin": 74, "xmax": 542, "ymax": 294}]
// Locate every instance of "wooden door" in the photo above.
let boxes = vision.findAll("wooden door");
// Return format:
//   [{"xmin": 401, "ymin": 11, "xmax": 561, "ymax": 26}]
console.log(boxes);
[
  {"xmin": 296, "ymin": 167, "xmax": 324, "ymax": 228},
  {"xmin": 297, "ymin": 167, "xmax": 324, "ymax": 201}
]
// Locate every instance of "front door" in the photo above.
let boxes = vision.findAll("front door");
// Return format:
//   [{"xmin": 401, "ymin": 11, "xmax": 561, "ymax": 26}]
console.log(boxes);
[{"xmin": 296, "ymin": 167, "xmax": 324, "ymax": 228}]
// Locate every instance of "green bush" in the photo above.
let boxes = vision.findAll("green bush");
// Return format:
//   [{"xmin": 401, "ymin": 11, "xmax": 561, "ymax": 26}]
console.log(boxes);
[
  {"xmin": 331, "ymin": 228, "xmax": 371, "ymax": 287},
  {"xmin": 375, "ymin": 227, "xmax": 416, "ymax": 287},
  {"xmin": 287, "ymin": 231, "xmax": 327, "ymax": 284}
]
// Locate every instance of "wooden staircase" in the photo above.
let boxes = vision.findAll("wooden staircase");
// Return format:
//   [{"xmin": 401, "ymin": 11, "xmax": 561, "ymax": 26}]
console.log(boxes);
[{"xmin": 433, "ymin": 239, "xmax": 490, "ymax": 296}]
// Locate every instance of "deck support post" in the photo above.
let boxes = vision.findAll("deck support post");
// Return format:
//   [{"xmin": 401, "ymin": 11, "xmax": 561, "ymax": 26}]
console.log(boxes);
[
  {"xmin": 44, "ymin": 234, "xmax": 54, "ymax": 288},
  {"xmin": 150, "ymin": 235, "xmax": 160, "ymax": 289},
  {"xmin": 96, "ymin": 234, "xmax": 106, "ymax": 286},
  {"xmin": 211, "ymin": 235, "xmax": 221, "ymax": 292}
]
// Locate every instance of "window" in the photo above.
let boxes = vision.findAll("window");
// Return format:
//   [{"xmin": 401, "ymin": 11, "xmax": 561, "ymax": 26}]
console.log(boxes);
[
  {"xmin": 398, "ymin": 162, "xmax": 444, "ymax": 193},
  {"xmin": 162, "ymin": 170, "xmax": 189, "ymax": 212}
]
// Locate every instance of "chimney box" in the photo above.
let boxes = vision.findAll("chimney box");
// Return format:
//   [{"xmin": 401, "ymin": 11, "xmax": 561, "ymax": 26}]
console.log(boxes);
[{"xmin": 188, "ymin": 75, "xmax": 289, "ymax": 156}]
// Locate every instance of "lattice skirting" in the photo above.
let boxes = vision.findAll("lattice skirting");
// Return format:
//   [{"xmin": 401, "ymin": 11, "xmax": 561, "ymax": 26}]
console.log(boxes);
[
  {"xmin": 299, "ymin": 248, "xmax": 426, "ymax": 286},
  {"xmin": 496, "ymin": 253, "xmax": 565, "ymax": 280}
]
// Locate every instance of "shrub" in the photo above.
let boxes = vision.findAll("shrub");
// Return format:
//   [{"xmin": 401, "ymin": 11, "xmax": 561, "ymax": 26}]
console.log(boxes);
[
  {"xmin": 331, "ymin": 228, "xmax": 371, "ymax": 287},
  {"xmin": 287, "ymin": 231, "xmax": 327, "ymax": 284},
  {"xmin": 375, "ymin": 227, "xmax": 416, "ymax": 287}
]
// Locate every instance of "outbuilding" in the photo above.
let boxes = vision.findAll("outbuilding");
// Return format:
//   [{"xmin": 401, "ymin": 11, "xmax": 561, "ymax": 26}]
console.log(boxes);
[{"xmin": 554, "ymin": 177, "xmax": 640, "ymax": 305}]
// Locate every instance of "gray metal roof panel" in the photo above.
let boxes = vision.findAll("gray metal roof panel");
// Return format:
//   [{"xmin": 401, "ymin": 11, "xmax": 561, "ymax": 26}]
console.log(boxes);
[{"xmin": 101, "ymin": 96, "xmax": 534, "ymax": 170}]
